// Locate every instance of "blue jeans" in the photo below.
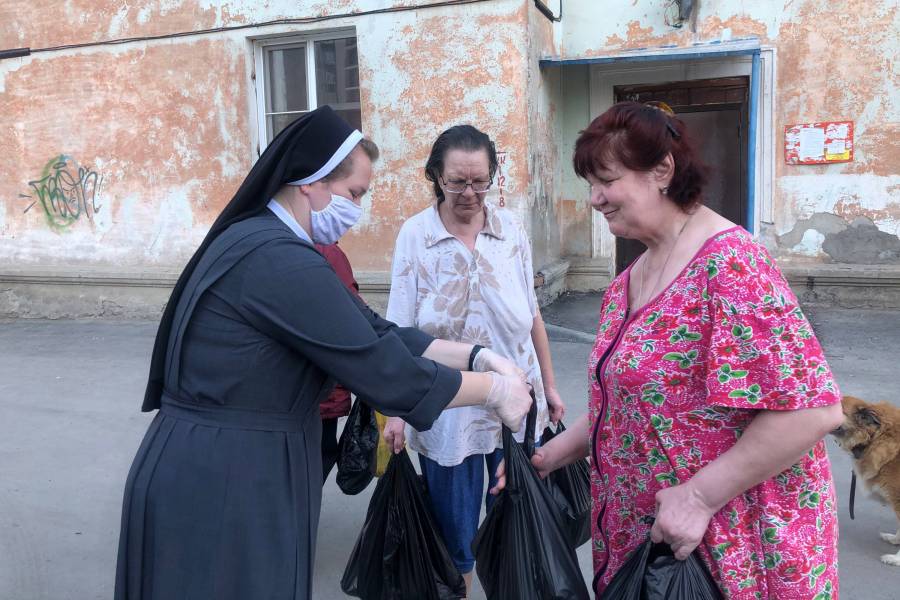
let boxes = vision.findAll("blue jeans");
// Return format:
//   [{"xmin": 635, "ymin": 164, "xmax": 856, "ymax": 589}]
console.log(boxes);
[{"xmin": 418, "ymin": 448, "xmax": 504, "ymax": 574}]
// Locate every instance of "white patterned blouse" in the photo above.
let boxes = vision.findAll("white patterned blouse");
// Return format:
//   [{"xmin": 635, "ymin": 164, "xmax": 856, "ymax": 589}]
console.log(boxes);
[{"xmin": 386, "ymin": 202, "xmax": 548, "ymax": 466}]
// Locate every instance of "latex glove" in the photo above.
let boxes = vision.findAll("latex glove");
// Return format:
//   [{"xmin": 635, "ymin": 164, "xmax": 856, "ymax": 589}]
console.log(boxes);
[
  {"xmin": 382, "ymin": 416, "xmax": 406, "ymax": 454},
  {"xmin": 483, "ymin": 372, "xmax": 532, "ymax": 432},
  {"xmin": 472, "ymin": 348, "xmax": 526, "ymax": 381},
  {"xmin": 650, "ymin": 482, "xmax": 717, "ymax": 560},
  {"xmin": 544, "ymin": 385, "xmax": 566, "ymax": 423}
]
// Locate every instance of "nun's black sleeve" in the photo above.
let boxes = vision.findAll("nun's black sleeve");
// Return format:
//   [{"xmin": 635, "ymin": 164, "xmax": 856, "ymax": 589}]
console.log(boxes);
[
  {"xmin": 346, "ymin": 293, "xmax": 435, "ymax": 356},
  {"xmin": 236, "ymin": 240, "xmax": 460, "ymax": 431}
]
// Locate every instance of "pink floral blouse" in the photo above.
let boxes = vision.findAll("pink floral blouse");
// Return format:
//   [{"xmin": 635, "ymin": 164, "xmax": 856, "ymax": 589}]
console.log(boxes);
[{"xmin": 588, "ymin": 227, "xmax": 840, "ymax": 599}]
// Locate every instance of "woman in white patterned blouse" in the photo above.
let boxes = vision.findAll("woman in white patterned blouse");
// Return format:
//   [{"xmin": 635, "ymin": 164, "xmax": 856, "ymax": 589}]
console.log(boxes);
[{"xmin": 382, "ymin": 125, "xmax": 565, "ymax": 596}]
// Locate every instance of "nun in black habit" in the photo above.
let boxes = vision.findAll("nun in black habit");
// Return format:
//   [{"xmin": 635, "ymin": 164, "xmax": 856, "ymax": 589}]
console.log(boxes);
[{"xmin": 114, "ymin": 106, "xmax": 533, "ymax": 600}]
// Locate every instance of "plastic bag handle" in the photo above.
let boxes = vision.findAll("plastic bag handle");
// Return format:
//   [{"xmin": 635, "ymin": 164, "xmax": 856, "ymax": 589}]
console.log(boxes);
[
  {"xmin": 502, "ymin": 387, "xmax": 538, "ymax": 454},
  {"xmin": 499, "ymin": 386, "xmax": 538, "ymax": 491},
  {"xmin": 522, "ymin": 387, "xmax": 538, "ymax": 458}
]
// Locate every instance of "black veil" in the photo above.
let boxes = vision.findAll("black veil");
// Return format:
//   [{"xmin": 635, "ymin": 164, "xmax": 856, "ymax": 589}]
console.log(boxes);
[{"xmin": 142, "ymin": 105, "xmax": 360, "ymax": 410}]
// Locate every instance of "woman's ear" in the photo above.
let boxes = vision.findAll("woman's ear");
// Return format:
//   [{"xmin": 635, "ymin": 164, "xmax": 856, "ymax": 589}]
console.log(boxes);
[
  {"xmin": 302, "ymin": 180, "xmax": 333, "ymax": 211},
  {"xmin": 652, "ymin": 153, "xmax": 675, "ymax": 190},
  {"xmin": 306, "ymin": 180, "xmax": 333, "ymax": 195}
]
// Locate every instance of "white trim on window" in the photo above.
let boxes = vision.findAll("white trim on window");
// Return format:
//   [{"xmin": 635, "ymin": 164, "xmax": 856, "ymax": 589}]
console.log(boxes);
[
  {"xmin": 253, "ymin": 43, "xmax": 267, "ymax": 156},
  {"xmin": 252, "ymin": 29, "xmax": 358, "ymax": 153},
  {"xmin": 306, "ymin": 40, "xmax": 318, "ymax": 110}
]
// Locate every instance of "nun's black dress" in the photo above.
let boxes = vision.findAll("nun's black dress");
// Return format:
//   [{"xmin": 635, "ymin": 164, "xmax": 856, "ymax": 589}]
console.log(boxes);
[{"xmin": 114, "ymin": 210, "xmax": 460, "ymax": 599}]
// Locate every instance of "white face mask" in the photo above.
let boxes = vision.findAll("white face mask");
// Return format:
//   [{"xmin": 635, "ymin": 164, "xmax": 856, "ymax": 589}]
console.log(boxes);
[{"xmin": 310, "ymin": 194, "xmax": 362, "ymax": 244}]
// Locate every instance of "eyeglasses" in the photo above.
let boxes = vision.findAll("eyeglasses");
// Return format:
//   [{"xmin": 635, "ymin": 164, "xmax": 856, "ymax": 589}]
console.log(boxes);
[{"xmin": 440, "ymin": 176, "xmax": 493, "ymax": 194}]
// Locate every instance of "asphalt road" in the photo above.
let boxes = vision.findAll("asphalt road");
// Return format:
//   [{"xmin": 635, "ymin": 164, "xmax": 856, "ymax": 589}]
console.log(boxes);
[{"xmin": 0, "ymin": 300, "xmax": 897, "ymax": 599}]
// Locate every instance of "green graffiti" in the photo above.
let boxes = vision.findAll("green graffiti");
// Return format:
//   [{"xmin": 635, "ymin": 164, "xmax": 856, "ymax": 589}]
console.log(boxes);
[{"xmin": 23, "ymin": 155, "xmax": 103, "ymax": 231}]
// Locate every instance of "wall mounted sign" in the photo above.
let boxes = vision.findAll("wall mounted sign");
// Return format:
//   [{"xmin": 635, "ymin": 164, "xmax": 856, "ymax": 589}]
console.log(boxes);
[{"xmin": 784, "ymin": 121, "xmax": 854, "ymax": 164}]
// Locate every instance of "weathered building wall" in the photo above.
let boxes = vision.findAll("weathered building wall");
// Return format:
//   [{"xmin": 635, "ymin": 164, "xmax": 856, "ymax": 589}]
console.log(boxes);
[
  {"xmin": 0, "ymin": 0, "xmax": 533, "ymax": 316},
  {"xmin": 523, "ymin": 2, "xmax": 568, "ymax": 303},
  {"xmin": 1, "ymin": 39, "xmax": 251, "ymax": 270},
  {"xmin": 341, "ymin": 0, "xmax": 531, "ymax": 277},
  {"xmin": 4, "ymin": 1, "xmax": 895, "ymax": 317},
  {"xmin": 553, "ymin": 0, "xmax": 900, "ymax": 268}
]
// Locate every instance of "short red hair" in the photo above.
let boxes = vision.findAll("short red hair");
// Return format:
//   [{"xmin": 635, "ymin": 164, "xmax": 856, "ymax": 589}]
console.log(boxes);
[{"xmin": 572, "ymin": 101, "xmax": 708, "ymax": 208}]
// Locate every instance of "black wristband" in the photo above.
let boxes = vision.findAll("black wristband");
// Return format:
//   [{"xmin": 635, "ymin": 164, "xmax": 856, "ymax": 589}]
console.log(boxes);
[{"xmin": 468, "ymin": 344, "xmax": 485, "ymax": 371}]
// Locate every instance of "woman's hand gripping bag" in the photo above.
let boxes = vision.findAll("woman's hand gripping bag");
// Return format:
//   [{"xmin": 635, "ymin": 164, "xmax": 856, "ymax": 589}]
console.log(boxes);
[
  {"xmin": 599, "ymin": 538, "xmax": 722, "ymax": 600},
  {"xmin": 341, "ymin": 449, "xmax": 466, "ymax": 600},
  {"xmin": 336, "ymin": 397, "xmax": 379, "ymax": 495},
  {"xmin": 542, "ymin": 421, "xmax": 592, "ymax": 548},
  {"xmin": 471, "ymin": 398, "xmax": 590, "ymax": 600}
]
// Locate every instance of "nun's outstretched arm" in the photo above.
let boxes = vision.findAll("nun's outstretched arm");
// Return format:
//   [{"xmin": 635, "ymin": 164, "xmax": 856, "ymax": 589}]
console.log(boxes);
[
  {"xmin": 417, "ymin": 338, "xmax": 471, "ymax": 371},
  {"xmin": 346, "ymin": 275, "xmax": 522, "ymax": 377},
  {"xmin": 444, "ymin": 371, "xmax": 531, "ymax": 432},
  {"xmin": 232, "ymin": 238, "xmax": 516, "ymax": 430},
  {"xmin": 420, "ymin": 340, "xmax": 525, "ymax": 381},
  {"xmin": 345, "ymin": 292, "xmax": 436, "ymax": 355}
]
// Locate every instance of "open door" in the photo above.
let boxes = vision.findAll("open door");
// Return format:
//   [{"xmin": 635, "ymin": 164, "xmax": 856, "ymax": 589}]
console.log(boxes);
[{"xmin": 612, "ymin": 76, "xmax": 749, "ymax": 273}]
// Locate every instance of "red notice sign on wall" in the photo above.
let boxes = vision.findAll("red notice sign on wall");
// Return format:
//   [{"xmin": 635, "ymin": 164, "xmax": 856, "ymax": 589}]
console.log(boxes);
[{"xmin": 784, "ymin": 121, "xmax": 854, "ymax": 164}]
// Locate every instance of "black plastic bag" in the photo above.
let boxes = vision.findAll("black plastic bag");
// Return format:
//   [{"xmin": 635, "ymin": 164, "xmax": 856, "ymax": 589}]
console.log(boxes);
[
  {"xmin": 542, "ymin": 421, "xmax": 592, "ymax": 548},
  {"xmin": 599, "ymin": 539, "xmax": 722, "ymax": 600},
  {"xmin": 341, "ymin": 449, "xmax": 466, "ymax": 600},
  {"xmin": 472, "ymin": 399, "xmax": 590, "ymax": 600},
  {"xmin": 336, "ymin": 397, "xmax": 379, "ymax": 495}
]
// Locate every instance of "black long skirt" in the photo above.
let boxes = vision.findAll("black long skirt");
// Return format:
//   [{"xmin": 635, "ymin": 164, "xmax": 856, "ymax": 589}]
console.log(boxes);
[{"xmin": 115, "ymin": 400, "xmax": 323, "ymax": 600}]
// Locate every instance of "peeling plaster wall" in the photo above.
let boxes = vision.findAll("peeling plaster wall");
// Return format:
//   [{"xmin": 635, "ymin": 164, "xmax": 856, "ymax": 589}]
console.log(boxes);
[
  {"xmin": 6, "ymin": 0, "xmax": 895, "ymax": 319},
  {"xmin": 1, "ymin": 1, "xmax": 410, "ymax": 49},
  {"xmin": 340, "ymin": 0, "xmax": 531, "ymax": 271},
  {"xmin": 1, "ymin": 37, "xmax": 252, "ymax": 271},
  {"xmin": 1, "ymin": 0, "xmax": 532, "ymax": 299},
  {"xmin": 555, "ymin": 64, "xmax": 591, "ymax": 257},
  {"xmin": 554, "ymin": 0, "xmax": 900, "ymax": 266},
  {"xmin": 524, "ymin": 2, "xmax": 563, "ymax": 273}
]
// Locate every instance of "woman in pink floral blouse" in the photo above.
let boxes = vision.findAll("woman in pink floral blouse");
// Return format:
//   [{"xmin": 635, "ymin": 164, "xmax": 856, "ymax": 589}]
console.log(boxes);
[{"xmin": 516, "ymin": 102, "xmax": 844, "ymax": 599}]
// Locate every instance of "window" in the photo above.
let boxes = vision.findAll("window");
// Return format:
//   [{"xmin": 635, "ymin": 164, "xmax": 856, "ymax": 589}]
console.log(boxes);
[{"xmin": 255, "ymin": 31, "xmax": 362, "ymax": 148}]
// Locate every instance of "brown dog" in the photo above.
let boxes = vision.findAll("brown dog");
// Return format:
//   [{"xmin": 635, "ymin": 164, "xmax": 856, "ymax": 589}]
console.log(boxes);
[{"xmin": 832, "ymin": 395, "xmax": 900, "ymax": 565}]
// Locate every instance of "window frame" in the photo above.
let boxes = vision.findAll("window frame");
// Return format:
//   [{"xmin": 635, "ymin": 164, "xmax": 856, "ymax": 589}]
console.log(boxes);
[{"xmin": 253, "ymin": 28, "xmax": 359, "ymax": 152}]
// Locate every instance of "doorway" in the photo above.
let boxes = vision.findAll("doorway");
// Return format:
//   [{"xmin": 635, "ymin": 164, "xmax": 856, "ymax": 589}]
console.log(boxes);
[{"xmin": 612, "ymin": 77, "xmax": 749, "ymax": 273}]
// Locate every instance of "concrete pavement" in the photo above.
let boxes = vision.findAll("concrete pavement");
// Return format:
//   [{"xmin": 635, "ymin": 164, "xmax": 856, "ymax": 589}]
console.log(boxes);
[{"xmin": 0, "ymin": 297, "xmax": 898, "ymax": 599}]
